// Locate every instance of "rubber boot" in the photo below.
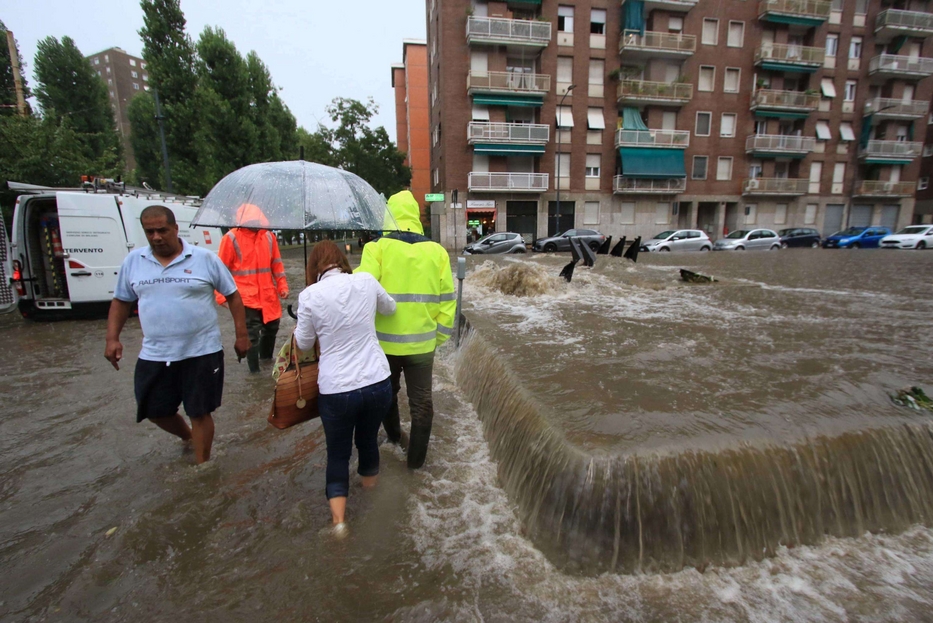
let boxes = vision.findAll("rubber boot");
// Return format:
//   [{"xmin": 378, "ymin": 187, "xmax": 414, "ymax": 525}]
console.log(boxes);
[
  {"xmin": 246, "ymin": 346, "xmax": 260, "ymax": 373},
  {"xmin": 258, "ymin": 332, "xmax": 277, "ymax": 360},
  {"xmin": 407, "ymin": 422, "xmax": 432, "ymax": 469}
]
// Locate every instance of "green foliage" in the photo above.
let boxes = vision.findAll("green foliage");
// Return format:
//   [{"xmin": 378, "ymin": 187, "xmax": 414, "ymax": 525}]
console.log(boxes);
[
  {"xmin": 33, "ymin": 36, "xmax": 123, "ymax": 175},
  {"xmin": 127, "ymin": 92, "xmax": 162, "ymax": 187},
  {"xmin": 0, "ymin": 20, "xmax": 31, "ymax": 116}
]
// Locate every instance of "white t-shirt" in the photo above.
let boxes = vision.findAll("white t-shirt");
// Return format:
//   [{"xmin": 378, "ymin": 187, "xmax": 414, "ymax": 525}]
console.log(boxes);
[{"xmin": 294, "ymin": 269, "xmax": 396, "ymax": 394}]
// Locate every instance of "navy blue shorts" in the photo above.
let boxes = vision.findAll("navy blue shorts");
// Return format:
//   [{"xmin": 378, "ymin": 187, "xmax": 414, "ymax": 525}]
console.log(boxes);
[{"xmin": 134, "ymin": 350, "xmax": 224, "ymax": 422}]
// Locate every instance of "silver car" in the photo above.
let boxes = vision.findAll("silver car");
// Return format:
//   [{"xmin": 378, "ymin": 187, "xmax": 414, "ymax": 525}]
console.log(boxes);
[
  {"xmin": 713, "ymin": 229, "xmax": 781, "ymax": 251},
  {"xmin": 641, "ymin": 229, "xmax": 712, "ymax": 252},
  {"xmin": 463, "ymin": 232, "xmax": 527, "ymax": 254}
]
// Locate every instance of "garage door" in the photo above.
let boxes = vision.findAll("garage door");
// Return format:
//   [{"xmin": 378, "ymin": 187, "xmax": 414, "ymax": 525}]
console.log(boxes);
[
  {"xmin": 850, "ymin": 205, "xmax": 873, "ymax": 228},
  {"xmin": 880, "ymin": 205, "xmax": 900, "ymax": 230}
]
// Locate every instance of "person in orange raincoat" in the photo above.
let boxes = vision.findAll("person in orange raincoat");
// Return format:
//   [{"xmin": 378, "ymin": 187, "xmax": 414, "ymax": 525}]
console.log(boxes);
[{"xmin": 215, "ymin": 203, "xmax": 289, "ymax": 373}]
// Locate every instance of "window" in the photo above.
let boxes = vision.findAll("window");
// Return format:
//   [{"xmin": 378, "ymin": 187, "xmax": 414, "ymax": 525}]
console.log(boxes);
[
  {"xmin": 816, "ymin": 121, "xmax": 832, "ymax": 140},
  {"xmin": 557, "ymin": 153, "xmax": 571, "ymax": 178},
  {"xmin": 821, "ymin": 78, "xmax": 837, "ymax": 98},
  {"xmin": 921, "ymin": 177, "xmax": 930, "ymax": 190},
  {"xmin": 472, "ymin": 105, "xmax": 490, "ymax": 121},
  {"xmin": 106, "ymin": 66, "xmax": 111, "ymax": 73},
  {"xmin": 696, "ymin": 112, "xmax": 712, "ymax": 136},
  {"xmin": 831, "ymin": 0, "xmax": 842, "ymax": 10},
  {"xmin": 826, "ymin": 34, "xmax": 838, "ymax": 57},
  {"xmin": 655, "ymin": 203, "xmax": 670, "ymax": 225},
  {"xmin": 805, "ymin": 203, "xmax": 818, "ymax": 224},
  {"xmin": 839, "ymin": 122, "xmax": 855, "ymax": 141},
  {"xmin": 587, "ymin": 107, "xmax": 605, "ymax": 130},
  {"xmin": 692, "ymin": 156, "xmax": 709, "ymax": 179},
  {"xmin": 585, "ymin": 154, "xmax": 600, "ymax": 177},
  {"xmin": 556, "ymin": 106, "xmax": 574, "ymax": 128},
  {"xmin": 924, "ymin": 144, "xmax": 933, "ymax": 157},
  {"xmin": 433, "ymin": 168, "xmax": 439, "ymax": 185},
  {"xmin": 589, "ymin": 59, "xmax": 604, "ymax": 88},
  {"xmin": 749, "ymin": 161, "xmax": 762, "ymax": 178},
  {"xmin": 849, "ymin": 36, "xmax": 862, "ymax": 59},
  {"xmin": 669, "ymin": 16, "xmax": 684, "ymax": 32},
  {"xmin": 144, "ymin": 85, "xmax": 150, "ymax": 92},
  {"xmin": 432, "ymin": 124, "xmax": 439, "ymax": 146},
  {"xmin": 558, "ymin": 6, "xmax": 574, "ymax": 32},
  {"xmin": 141, "ymin": 62, "xmax": 147, "ymax": 69},
  {"xmin": 129, "ymin": 59, "xmax": 136, "ymax": 67},
  {"xmin": 832, "ymin": 162, "xmax": 846, "ymax": 184},
  {"xmin": 142, "ymin": 74, "xmax": 148, "ymax": 82},
  {"xmin": 584, "ymin": 201, "xmax": 600, "ymax": 224},
  {"xmin": 717, "ymin": 157, "xmax": 733, "ymax": 180},
  {"xmin": 896, "ymin": 126, "xmax": 909, "ymax": 141},
  {"xmin": 104, "ymin": 54, "xmax": 109, "ymax": 61},
  {"xmin": 855, "ymin": 0, "xmax": 868, "ymax": 13},
  {"xmin": 96, "ymin": 71, "xmax": 101, "ymax": 77},
  {"xmin": 131, "ymin": 70, "xmax": 138, "ymax": 78},
  {"xmin": 133, "ymin": 82, "xmax": 140, "ymax": 90},
  {"xmin": 775, "ymin": 203, "xmax": 788, "ymax": 225},
  {"xmin": 727, "ymin": 21, "xmax": 744, "ymax": 47},
  {"xmin": 109, "ymin": 90, "xmax": 114, "ymax": 98},
  {"xmin": 432, "ymin": 81, "xmax": 437, "ymax": 105},
  {"xmin": 108, "ymin": 78, "xmax": 113, "ymax": 85},
  {"xmin": 721, "ymin": 113, "xmax": 736, "ymax": 137},
  {"xmin": 590, "ymin": 9, "xmax": 606, "ymax": 35},
  {"xmin": 702, "ymin": 18, "xmax": 719, "ymax": 45},
  {"xmin": 844, "ymin": 80, "xmax": 857, "ymax": 101},
  {"xmin": 94, "ymin": 58, "xmax": 99, "ymax": 65},
  {"xmin": 724, "ymin": 68, "xmax": 740, "ymax": 93},
  {"xmin": 698, "ymin": 66, "xmax": 715, "ymax": 92},
  {"xmin": 621, "ymin": 202, "xmax": 636, "ymax": 224},
  {"xmin": 557, "ymin": 57, "xmax": 573, "ymax": 83}
]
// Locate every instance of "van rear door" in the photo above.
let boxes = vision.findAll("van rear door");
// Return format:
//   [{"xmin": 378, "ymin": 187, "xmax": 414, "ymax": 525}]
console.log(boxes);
[
  {"xmin": 56, "ymin": 192, "xmax": 129, "ymax": 303},
  {"xmin": 0, "ymin": 208, "xmax": 17, "ymax": 313}
]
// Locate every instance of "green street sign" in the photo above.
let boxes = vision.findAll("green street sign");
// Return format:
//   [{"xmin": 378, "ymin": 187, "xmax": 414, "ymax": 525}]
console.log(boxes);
[{"xmin": 425, "ymin": 193, "xmax": 445, "ymax": 202}]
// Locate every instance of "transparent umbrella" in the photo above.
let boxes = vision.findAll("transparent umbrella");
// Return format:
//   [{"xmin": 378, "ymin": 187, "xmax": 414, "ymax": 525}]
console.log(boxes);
[{"xmin": 191, "ymin": 160, "xmax": 398, "ymax": 231}]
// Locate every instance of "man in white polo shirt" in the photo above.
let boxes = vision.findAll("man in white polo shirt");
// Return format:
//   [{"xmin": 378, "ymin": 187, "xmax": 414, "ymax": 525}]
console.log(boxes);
[{"xmin": 105, "ymin": 205, "xmax": 250, "ymax": 464}]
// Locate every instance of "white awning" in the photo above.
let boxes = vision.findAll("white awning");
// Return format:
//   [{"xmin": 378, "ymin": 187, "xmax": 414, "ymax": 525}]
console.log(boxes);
[
  {"xmin": 587, "ymin": 108, "xmax": 605, "ymax": 130},
  {"xmin": 839, "ymin": 122, "xmax": 855, "ymax": 141},
  {"xmin": 472, "ymin": 105, "xmax": 490, "ymax": 121},
  {"xmin": 816, "ymin": 121, "xmax": 832, "ymax": 140},
  {"xmin": 556, "ymin": 106, "xmax": 574, "ymax": 128},
  {"xmin": 821, "ymin": 78, "xmax": 836, "ymax": 98}
]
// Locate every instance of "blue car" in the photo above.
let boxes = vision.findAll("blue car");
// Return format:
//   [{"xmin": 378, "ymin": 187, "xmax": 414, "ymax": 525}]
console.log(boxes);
[{"xmin": 822, "ymin": 226, "xmax": 892, "ymax": 249}]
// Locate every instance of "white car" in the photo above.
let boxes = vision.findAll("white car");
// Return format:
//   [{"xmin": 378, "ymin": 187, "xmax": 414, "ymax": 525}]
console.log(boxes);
[
  {"xmin": 880, "ymin": 225, "xmax": 933, "ymax": 250},
  {"xmin": 713, "ymin": 229, "xmax": 781, "ymax": 251},
  {"xmin": 640, "ymin": 229, "xmax": 712, "ymax": 252}
]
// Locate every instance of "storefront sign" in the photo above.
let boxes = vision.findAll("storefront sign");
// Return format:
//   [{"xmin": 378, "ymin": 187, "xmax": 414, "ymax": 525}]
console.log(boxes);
[{"xmin": 467, "ymin": 200, "xmax": 496, "ymax": 209}]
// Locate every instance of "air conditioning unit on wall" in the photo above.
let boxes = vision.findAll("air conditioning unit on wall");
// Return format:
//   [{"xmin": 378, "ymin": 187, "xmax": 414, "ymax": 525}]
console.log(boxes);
[{"xmin": 747, "ymin": 179, "xmax": 760, "ymax": 189}]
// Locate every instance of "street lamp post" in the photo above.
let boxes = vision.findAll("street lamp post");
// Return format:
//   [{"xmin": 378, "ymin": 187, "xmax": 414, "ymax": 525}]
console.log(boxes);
[{"xmin": 555, "ymin": 84, "xmax": 575, "ymax": 237}]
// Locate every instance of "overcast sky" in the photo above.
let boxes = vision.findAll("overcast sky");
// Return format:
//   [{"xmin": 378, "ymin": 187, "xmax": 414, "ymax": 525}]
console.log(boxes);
[{"xmin": 4, "ymin": 0, "xmax": 426, "ymax": 143}]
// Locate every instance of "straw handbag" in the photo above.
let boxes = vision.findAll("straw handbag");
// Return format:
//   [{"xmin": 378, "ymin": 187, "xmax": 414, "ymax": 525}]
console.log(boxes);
[{"xmin": 268, "ymin": 334, "xmax": 320, "ymax": 429}]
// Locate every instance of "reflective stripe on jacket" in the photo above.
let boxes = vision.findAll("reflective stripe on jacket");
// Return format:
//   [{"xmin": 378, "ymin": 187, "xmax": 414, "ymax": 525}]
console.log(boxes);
[{"xmin": 215, "ymin": 228, "xmax": 287, "ymax": 323}]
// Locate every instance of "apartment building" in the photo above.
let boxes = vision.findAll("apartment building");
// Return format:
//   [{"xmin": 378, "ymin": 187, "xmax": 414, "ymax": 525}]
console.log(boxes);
[
  {"xmin": 392, "ymin": 40, "xmax": 433, "ymax": 232},
  {"xmin": 87, "ymin": 47, "xmax": 150, "ymax": 172},
  {"xmin": 426, "ymin": 0, "xmax": 933, "ymax": 249}
]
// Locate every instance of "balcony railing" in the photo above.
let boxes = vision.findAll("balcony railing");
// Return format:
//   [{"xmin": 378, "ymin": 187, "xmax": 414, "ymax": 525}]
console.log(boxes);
[
  {"xmin": 466, "ymin": 16, "xmax": 552, "ymax": 47},
  {"xmin": 864, "ymin": 98, "xmax": 930, "ymax": 119},
  {"xmin": 755, "ymin": 43, "xmax": 825, "ymax": 67},
  {"xmin": 614, "ymin": 128, "xmax": 690, "ymax": 148},
  {"xmin": 758, "ymin": 0, "xmax": 831, "ymax": 22},
  {"xmin": 859, "ymin": 140, "xmax": 923, "ymax": 160},
  {"xmin": 854, "ymin": 180, "xmax": 917, "ymax": 196},
  {"xmin": 467, "ymin": 71, "xmax": 551, "ymax": 95},
  {"xmin": 619, "ymin": 30, "xmax": 696, "ymax": 56},
  {"xmin": 745, "ymin": 134, "xmax": 815, "ymax": 154},
  {"xmin": 868, "ymin": 54, "xmax": 933, "ymax": 77},
  {"xmin": 750, "ymin": 89, "xmax": 820, "ymax": 112},
  {"xmin": 743, "ymin": 178, "xmax": 809, "ymax": 195},
  {"xmin": 613, "ymin": 176, "xmax": 686, "ymax": 194},
  {"xmin": 468, "ymin": 122, "xmax": 550, "ymax": 144},
  {"xmin": 875, "ymin": 9, "xmax": 933, "ymax": 39},
  {"xmin": 617, "ymin": 80, "xmax": 693, "ymax": 104},
  {"xmin": 468, "ymin": 172, "xmax": 549, "ymax": 192}
]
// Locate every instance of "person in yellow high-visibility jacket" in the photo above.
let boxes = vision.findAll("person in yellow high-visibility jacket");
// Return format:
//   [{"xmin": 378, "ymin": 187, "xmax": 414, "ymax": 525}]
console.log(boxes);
[{"xmin": 356, "ymin": 189, "xmax": 455, "ymax": 468}]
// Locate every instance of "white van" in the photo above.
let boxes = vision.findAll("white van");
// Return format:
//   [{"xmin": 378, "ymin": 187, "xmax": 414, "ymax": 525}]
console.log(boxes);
[{"xmin": 4, "ymin": 187, "xmax": 222, "ymax": 319}]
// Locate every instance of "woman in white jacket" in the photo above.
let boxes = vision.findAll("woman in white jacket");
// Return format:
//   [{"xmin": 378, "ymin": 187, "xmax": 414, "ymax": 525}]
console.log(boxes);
[{"xmin": 294, "ymin": 241, "xmax": 396, "ymax": 535}]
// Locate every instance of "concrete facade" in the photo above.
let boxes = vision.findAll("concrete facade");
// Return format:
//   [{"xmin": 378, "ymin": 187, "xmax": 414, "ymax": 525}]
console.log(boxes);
[
  {"xmin": 87, "ymin": 47, "xmax": 149, "ymax": 173},
  {"xmin": 427, "ymin": 0, "xmax": 933, "ymax": 250},
  {"xmin": 392, "ymin": 40, "xmax": 433, "ymax": 232}
]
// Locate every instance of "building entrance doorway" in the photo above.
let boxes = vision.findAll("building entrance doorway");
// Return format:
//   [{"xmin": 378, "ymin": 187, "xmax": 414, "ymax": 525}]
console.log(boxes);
[
  {"xmin": 548, "ymin": 201, "xmax": 575, "ymax": 236},
  {"xmin": 466, "ymin": 208, "xmax": 496, "ymax": 242},
  {"xmin": 697, "ymin": 202, "xmax": 719, "ymax": 237},
  {"xmin": 505, "ymin": 201, "xmax": 538, "ymax": 244}
]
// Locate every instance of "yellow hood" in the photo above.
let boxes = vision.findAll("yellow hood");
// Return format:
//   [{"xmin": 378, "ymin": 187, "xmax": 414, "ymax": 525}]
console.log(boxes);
[{"xmin": 386, "ymin": 190, "xmax": 423, "ymax": 235}]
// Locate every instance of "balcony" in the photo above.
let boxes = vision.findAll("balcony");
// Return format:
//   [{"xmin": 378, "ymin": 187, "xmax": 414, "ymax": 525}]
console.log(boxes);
[
  {"xmin": 468, "ymin": 122, "xmax": 549, "ymax": 145},
  {"xmin": 875, "ymin": 9, "xmax": 933, "ymax": 43},
  {"xmin": 619, "ymin": 30, "xmax": 696, "ymax": 59},
  {"xmin": 614, "ymin": 128, "xmax": 690, "ymax": 148},
  {"xmin": 750, "ymin": 89, "xmax": 820, "ymax": 117},
  {"xmin": 743, "ymin": 178, "xmax": 809, "ymax": 195},
  {"xmin": 613, "ymin": 176, "xmax": 686, "ymax": 194},
  {"xmin": 755, "ymin": 43, "xmax": 824, "ymax": 72},
  {"xmin": 466, "ymin": 16, "xmax": 551, "ymax": 48},
  {"xmin": 617, "ymin": 80, "xmax": 693, "ymax": 106},
  {"xmin": 467, "ymin": 71, "xmax": 550, "ymax": 97},
  {"xmin": 468, "ymin": 172, "xmax": 549, "ymax": 193},
  {"xmin": 758, "ymin": 0, "xmax": 831, "ymax": 26},
  {"xmin": 863, "ymin": 98, "xmax": 930, "ymax": 120},
  {"xmin": 853, "ymin": 180, "xmax": 916, "ymax": 197},
  {"xmin": 745, "ymin": 134, "xmax": 815, "ymax": 158},
  {"xmin": 868, "ymin": 54, "xmax": 933, "ymax": 79},
  {"xmin": 859, "ymin": 140, "xmax": 923, "ymax": 163},
  {"xmin": 634, "ymin": 0, "xmax": 698, "ymax": 13}
]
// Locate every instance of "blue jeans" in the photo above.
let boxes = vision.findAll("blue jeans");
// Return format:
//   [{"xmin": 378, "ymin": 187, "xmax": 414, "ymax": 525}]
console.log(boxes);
[{"xmin": 318, "ymin": 377, "xmax": 392, "ymax": 500}]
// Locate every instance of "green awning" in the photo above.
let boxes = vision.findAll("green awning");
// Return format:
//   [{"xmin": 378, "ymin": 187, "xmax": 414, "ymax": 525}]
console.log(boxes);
[
  {"xmin": 473, "ymin": 143, "xmax": 546, "ymax": 156},
  {"xmin": 750, "ymin": 151, "xmax": 809, "ymax": 159},
  {"xmin": 759, "ymin": 61, "xmax": 818, "ymax": 73},
  {"xmin": 472, "ymin": 94, "xmax": 544, "ymax": 107},
  {"xmin": 508, "ymin": 0, "xmax": 541, "ymax": 4},
  {"xmin": 760, "ymin": 14, "xmax": 826, "ymax": 27},
  {"xmin": 619, "ymin": 147, "xmax": 686, "ymax": 178},
  {"xmin": 754, "ymin": 110, "xmax": 812, "ymax": 119},
  {"xmin": 864, "ymin": 158, "xmax": 914, "ymax": 165}
]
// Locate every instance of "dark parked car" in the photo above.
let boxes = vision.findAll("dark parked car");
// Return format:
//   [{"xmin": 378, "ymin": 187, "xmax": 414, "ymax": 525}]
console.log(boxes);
[
  {"xmin": 778, "ymin": 227, "xmax": 821, "ymax": 248},
  {"xmin": 463, "ymin": 232, "xmax": 527, "ymax": 255},
  {"xmin": 532, "ymin": 229, "xmax": 607, "ymax": 252},
  {"xmin": 822, "ymin": 226, "xmax": 892, "ymax": 249}
]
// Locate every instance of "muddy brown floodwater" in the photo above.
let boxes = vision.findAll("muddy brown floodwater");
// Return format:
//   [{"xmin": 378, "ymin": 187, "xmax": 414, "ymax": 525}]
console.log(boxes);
[{"xmin": 2, "ymin": 246, "xmax": 933, "ymax": 622}]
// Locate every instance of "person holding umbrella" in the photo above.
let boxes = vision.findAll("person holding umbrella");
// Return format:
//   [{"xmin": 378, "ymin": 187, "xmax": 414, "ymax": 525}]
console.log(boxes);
[{"xmin": 215, "ymin": 203, "xmax": 289, "ymax": 373}]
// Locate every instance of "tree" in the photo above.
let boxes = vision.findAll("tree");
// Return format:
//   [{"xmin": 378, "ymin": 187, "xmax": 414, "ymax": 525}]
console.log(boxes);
[
  {"xmin": 126, "ymin": 92, "xmax": 161, "ymax": 187},
  {"xmin": 33, "ymin": 36, "xmax": 123, "ymax": 176},
  {"xmin": 0, "ymin": 20, "xmax": 31, "ymax": 116}
]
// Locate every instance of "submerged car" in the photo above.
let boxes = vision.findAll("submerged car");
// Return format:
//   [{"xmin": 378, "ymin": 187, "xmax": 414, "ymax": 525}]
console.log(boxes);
[
  {"xmin": 712, "ymin": 229, "xmax": 781, "ymax": 251},
  {"xmin": 640, "ymin": 229, "xmax": 712, "ymax": 252},
  {"xmin": 822, "ymin": 226, "xmax": 891, "ymax": 249},
  {"xmin": 880, "ymin": 225, "xmax": 933, "ymax": 250},
  {"xmin": 463, "ymin": 232, "xmax": 527, "ymax": 254},
  {"xmin": 778, "ymin": 227, "xmax": 821, "ymax": 249},
  {"xmin": 532, "ymin": 229, "xmax": 606, "ymax": 252}
]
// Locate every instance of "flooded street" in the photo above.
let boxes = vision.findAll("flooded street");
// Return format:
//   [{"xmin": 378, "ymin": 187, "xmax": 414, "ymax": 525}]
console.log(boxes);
[{"xmin": 3, "ymin": 247, "xmax": 933, "ymax": 621}]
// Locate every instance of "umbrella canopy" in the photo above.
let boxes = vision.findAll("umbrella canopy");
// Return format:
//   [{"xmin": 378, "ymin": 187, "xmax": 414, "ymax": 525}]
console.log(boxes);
[{"xmin": 191, "ymin": 160, "xmax": 398, "ymax": 231}]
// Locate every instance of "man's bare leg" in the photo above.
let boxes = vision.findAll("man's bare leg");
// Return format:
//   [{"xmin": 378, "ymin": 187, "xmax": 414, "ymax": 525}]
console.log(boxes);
[
  {"xmin": 329, "ymin": 496, "xmax": 347, "ymax": 525},
  {"xmin": 189, "ymin": 414, "xmax": 215, "ymax": 464},
  {"xmin": 151, "ymin": 413, "xmax": 192, "ymax": 441},
  {"xmin": 361, "ymin": 475, "xmax": 378, "ymax": 489}
]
